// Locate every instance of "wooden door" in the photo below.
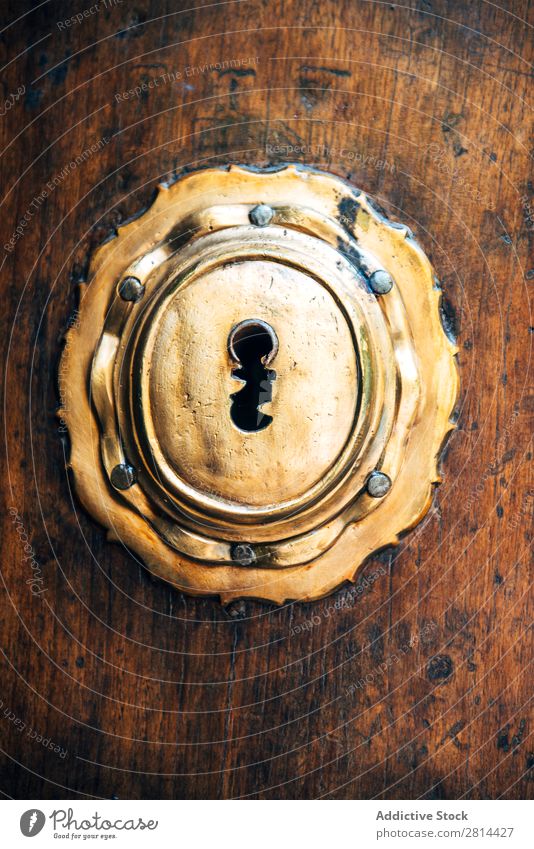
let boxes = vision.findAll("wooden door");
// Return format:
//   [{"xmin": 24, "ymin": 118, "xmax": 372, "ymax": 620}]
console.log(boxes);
[{"xmin": 1, "ymin": 0, "xmax": 532, "ymax": 799}]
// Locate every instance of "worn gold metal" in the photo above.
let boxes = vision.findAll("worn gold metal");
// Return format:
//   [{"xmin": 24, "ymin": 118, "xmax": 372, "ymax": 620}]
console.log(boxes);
[{"xmin": 59, "ymin": 165, "xmax": 458, "ymax": 603}]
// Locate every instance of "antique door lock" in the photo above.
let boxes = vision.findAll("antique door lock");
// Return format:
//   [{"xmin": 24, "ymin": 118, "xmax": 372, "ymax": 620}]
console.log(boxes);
[{"xmin": 60, "ymin": 166, "xmax": 458, "ymax": 603}]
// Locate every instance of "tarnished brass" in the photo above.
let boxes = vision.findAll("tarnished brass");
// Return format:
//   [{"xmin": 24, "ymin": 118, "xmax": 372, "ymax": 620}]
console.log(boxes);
[{"xmin": 59, "ymin": 165, "xmax": 458, "ymax": 603}]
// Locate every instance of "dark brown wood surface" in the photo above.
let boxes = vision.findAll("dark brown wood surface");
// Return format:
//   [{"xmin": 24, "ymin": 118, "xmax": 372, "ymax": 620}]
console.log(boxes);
[{"xmin": 1, "ymin": 0, "xmax": 532, "ymax": 800}]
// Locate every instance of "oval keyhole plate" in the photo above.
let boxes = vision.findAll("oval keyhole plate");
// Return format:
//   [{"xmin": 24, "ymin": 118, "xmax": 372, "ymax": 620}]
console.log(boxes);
[{"xmin": 59, "ymin": 165, "xmax": 458, "ymax": 603}]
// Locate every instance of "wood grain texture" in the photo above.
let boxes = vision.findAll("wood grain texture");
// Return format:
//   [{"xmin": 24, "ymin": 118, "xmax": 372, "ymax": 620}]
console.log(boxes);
[{"xmin": 0, "ymin": 0, "xmax": 532, "ymax": 800}]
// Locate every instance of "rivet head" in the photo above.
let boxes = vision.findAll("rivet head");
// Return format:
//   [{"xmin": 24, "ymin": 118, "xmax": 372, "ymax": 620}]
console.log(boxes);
[
  {"xmin": 366, "ymin": 471, "xmax": 392, "ymax": 498},
  {"xmin": 119, "ymin": 276, "xmax": 145, "ymax": 302},
  {"xmin": 249, "ymin": 204, "xmax": 274, "ymax": 227},
  {"xmin": 231, "ymin": 543, "xmax": 256, "ymax": 566},
  {"xmin": 110, "ymin": 463, "xmax": 136, "ymax": 490},
  {"xmin": 369, "ymin": 269, "xmax": 393, "ymax": 295}
]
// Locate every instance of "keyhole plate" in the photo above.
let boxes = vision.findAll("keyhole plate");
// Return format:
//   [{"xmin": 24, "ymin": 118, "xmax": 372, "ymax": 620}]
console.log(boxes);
[
  {"xmin": 133, "ymin": 255, "xmax": 362, "ymax": 512},
  {"xmin": 60, "ymin": 165, "xmax": 458, "ymax": 603}
]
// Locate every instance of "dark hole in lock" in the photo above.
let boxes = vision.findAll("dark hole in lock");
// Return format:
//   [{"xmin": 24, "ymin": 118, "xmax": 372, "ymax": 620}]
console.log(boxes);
[{"xmin": 228, "ymin": 320, "xmax": 278, "ymax": 432}]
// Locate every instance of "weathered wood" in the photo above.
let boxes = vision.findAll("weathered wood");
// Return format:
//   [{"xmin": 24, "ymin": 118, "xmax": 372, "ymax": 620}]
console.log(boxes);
[{"xmin": 0, "ymin": 0, "xmax": 532, "ymax": 799}]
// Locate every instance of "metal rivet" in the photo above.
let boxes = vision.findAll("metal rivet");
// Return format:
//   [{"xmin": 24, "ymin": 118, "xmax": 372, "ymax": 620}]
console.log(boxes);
[
  {"xmin": 110, "ymin": 463, "xmax": 136, "ymax": 490},
  {"xmin": 366, "ymin": 471, "xmax": 392, "ymax": 498},
  {"xmin": 231, "ymin": 543, "xmax": 256, "ymax": 566},
  {"xmin": 119, "ymin": 276, "xmax": 145, "ymax": 302},
  {"xmin": 249, "ymin": 204, "xmax": 274, "ymax": 227},
  {"xmin": 369, "ymin": 270, "xmax": 393, "ymax": 295}
]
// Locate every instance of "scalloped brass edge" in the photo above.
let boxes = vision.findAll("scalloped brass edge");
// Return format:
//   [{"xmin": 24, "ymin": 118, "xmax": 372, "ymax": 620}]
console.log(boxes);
[{"xmin": 59, "ymin": 165, "xmax": 459, "ymax": 604}]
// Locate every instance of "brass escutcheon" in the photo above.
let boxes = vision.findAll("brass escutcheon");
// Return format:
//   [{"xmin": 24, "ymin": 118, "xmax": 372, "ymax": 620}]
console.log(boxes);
[{"xmin": 59, "ymin": 165, "xmax": 458, "ymax": 603}]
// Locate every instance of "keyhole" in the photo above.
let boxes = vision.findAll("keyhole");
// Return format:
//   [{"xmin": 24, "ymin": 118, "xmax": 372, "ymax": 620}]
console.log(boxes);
[{"xmin": 228, "ymin": 319, "xmax": 278, "ymax": 432}]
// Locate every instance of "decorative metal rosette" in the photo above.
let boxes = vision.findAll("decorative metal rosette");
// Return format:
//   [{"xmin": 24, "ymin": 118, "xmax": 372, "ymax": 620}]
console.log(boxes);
[{"xmin": 60, "ymin": 166, "xmax": 458, "ymax": 602}]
